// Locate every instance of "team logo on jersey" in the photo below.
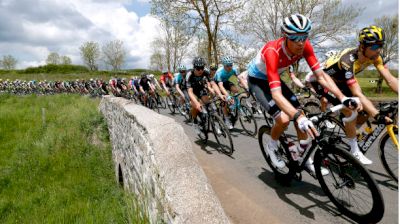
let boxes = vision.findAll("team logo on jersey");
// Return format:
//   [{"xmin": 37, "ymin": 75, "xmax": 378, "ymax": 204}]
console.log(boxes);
[
  {"xmin": 345, "ymin": 71, "xmax": 353, "ymax": 79},
  {"xmin": 350, "ymin": 54, "xmax": 355, "ymax": 62}
]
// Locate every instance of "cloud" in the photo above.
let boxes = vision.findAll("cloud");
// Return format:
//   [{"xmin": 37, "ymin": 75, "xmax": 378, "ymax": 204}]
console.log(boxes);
[{"xmin": 0, "ymin": 0, "xmax": 159, "ymax": 69}]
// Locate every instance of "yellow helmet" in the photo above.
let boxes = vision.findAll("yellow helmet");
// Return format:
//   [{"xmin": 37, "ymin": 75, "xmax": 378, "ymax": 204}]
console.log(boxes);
[{"xmin": 358, "ymin": 26, "xmax": 385, "ymax": 45}]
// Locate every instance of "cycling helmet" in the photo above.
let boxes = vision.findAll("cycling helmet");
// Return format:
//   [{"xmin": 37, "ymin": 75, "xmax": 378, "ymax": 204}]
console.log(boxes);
[
  {"xmin": 178, "ymin": 65, "xmax": 187, "ymax": 72},
  {"xmin": 141, "ymin": 73, "xmax": 147, "ymax": 79},
  {"xmin": 192, "ymin": 57, "xmax": 206, "ymax": 67},
  {"xmin": 162, "ymin": 69, "xmax": 168, "ymax": 74},
  {"xmin": 358, "ymin": 26, "xmax": 385, "ymax": 45},
  {"xmin": 148, "ymin": 74, "xmax": 154, "ymax": 79},
  {"xmin": 221, "ymin": 56, "xmax": 233, "ymax": 66},
  {"xmin": 281, "ymin": 14, "xmax": 312, "ymax": 34},
  {"xmin": 324, "ymin": 50, "xmax": 337, "ymax": 59}
]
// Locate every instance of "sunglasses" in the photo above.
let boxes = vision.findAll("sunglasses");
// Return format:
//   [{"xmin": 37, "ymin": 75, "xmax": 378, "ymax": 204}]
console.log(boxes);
[
  {"xmin": 179, "ymin": 70, "xmax": 187, "ymax": 73},
  {"xmin": 195, "ymin": 66, "xmax": 204, "ymax": 71},
  {"xmin": 224, "ymin": 64, "xmax": 233, "ymax": 67},
  {"xmin": 211, "ymin": 68, "xmax": 217, "ymax": 71},
  {"xmin": 286, "ymin": 34, "xmax": 308, "ymax": 42},
  {"xmin": 369, "ymin": 44, "xmax": 383, "ymax": 51}
]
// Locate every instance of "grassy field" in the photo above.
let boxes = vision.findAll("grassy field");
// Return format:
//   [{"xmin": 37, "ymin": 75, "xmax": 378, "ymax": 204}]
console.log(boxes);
[{"xmin": 0, "ymin": 94, "xmax": 147, "ymax": 223}]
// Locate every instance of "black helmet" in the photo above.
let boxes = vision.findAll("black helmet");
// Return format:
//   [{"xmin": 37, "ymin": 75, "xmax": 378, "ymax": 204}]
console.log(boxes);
[
  {"xmin": 141, "ymin": 73, "xmax": 147, "ymax": 79},
  {"xmin": 192, "ymin": 57, "xmax": 206, "ymax": 67}
]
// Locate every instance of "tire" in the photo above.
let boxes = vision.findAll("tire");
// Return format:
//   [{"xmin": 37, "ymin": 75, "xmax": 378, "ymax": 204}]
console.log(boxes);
[
  {"xmin": 166, "ymin": 95, "xmax": 175, "ymax": 113},
  {"xmin": 379, "ymin": 127, "xmax": 398, "ymax": 182},
  {"xmin": 314, "ymin": 143, "xmax": 384, "ymax": 224},
  {"xmin": 158, "ymin": 95, "xmax": 167, "ymax": 109},
  {"xmin": 196, "ymin": 113, "xmax": 208, "ymax": 144},
  {"xmin": 262, "ymin": 110, "xmax": 274, "ymax": 127},
  {"xmin": 150, "ymin": 97, "xmax": 159, "ymax": 113},
  {"xmin": 258, "ymin": 125, "xmax": 296, "ymax": 183},
  {"xmin": 211, "ymin": 114, "xmax": 234, "ymax": 155},
  {"xmin": 239, "ymin": 104, "xmax": 258, "ymax": 136},
  {"xmin": 303, "ymin": 100, "xmax": 321, "ymax": 116}
]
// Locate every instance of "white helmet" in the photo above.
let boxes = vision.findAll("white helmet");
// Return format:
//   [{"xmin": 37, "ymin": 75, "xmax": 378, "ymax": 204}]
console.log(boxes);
[
  {"xmin": 325, "ymin": 50, "xmax": 337, "ymax": 59},
  {"xmin": 148, "ymin": 74, "xmax": 154, "ymax": 79},
  {"xmin": 281, "ymin": 14, "xmax": 312, "ymax": 34}
]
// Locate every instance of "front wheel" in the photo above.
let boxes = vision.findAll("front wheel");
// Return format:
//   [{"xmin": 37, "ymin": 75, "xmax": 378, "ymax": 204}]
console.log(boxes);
[
  {"xmin": 211, "ymin": 114, "xmax": 234, "ymax": 155},
  {"xmin": 258, "ymin": 125, "xmax": 296, "ymax": 184},
  {"xmin": 166, "ymin": 95, "xmax": 175, "ymax": 113},
  {"xmin": 314, "ymin": 144, "xmax": 384, "ymax": 223},
  {"xmin": 379, "ymin": 127, "xmax": 398, "ymax": 182}
]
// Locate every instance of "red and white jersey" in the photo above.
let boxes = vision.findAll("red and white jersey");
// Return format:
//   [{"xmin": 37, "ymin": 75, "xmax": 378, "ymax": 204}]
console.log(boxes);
[{"xmin": 247, "ymin": 37, "xmax": 321, "ymax": 91}]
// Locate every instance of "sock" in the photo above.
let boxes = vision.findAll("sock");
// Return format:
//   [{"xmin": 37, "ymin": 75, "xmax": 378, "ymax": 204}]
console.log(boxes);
[{"xmin": 348, "ymin": 137, "xmax": 359, "ymax": 154}]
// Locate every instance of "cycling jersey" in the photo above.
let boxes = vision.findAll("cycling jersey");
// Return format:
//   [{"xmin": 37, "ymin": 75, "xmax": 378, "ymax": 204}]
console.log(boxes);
[
  {"xmin": 187, "ymin": 70, "xmax": 210, "ymax": 97},
  {"xmin": 323, "ymin": 48, "xmax": 384, "ymax": 86},
  {"xmin": 160, "ymin": 73, "xmax": 174, "ymax": 86},
  {"xmin": 214, "ymin": 67, "xmax": 239, "ymax": 82},
  {"xmin": 139, "ymin": 77, "xmax": 151, "ymax": 91},
  {"xmin": 173, "ymin": 72, "xmax": 187, "ymax": 90},
  {"xmin": 247, "ymin": 37, "xmax": 321, "ymax": 91}
]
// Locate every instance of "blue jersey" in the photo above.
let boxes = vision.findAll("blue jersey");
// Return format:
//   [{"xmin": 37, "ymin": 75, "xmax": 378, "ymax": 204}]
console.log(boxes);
[
  {"xmin": 214, "ymin": 67, "xmax": 238, "ymax": 82},
  {"xmin": 174, "ymin": 72, "xmax": 187, "ymax": 90}
]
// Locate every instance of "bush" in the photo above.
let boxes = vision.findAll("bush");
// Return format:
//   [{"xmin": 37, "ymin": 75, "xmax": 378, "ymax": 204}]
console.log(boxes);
[{"xmin": 20, "ymin": 64, "xmax": 89, "ymax": 74}]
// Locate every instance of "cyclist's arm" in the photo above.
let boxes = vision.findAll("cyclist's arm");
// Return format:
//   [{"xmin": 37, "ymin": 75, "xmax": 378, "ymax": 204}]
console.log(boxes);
[
  {"xmin": 237, "ymin": 73, "xmax": 248, "ymax": 90},
  {"xmin": 377, "ymin": 66, "xmax": 398, "ymax": 93},
  {"xmin": 188, "ymin": 87, "xmax": 200, "ymax": 108},
  {"xmin": 218, "ymin": 81, "xmax": 229, "ymax": 96},
  {"xmin": 289, "ymin": 71, "xmax": 305, "ymax": 88},
  {"xmin": 314, "ymin": 70, "xmax": 345, "ymax": 101},
  {"xmin": 176, "ymin": 84, "xmax": 185, "ymax": 98},
  {"xmin": 348, "ymin": 81, "xmax": 378, "ymax": 117},
  {"xmin": 211, "ymin": 81, "xmax": 224, "ymax": 98}
]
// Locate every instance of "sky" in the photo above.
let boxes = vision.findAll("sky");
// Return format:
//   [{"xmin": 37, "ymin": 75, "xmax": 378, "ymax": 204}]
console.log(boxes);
[{"xmin": 0, "ymin": 0, "xmax": 398, "ymax": 70}]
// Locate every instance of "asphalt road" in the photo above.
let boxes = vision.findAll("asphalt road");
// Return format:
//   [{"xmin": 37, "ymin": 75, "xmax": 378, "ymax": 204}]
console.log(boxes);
[{"xmin": 160, "ymin": 107, "xmax": 398, "ymax": 224}]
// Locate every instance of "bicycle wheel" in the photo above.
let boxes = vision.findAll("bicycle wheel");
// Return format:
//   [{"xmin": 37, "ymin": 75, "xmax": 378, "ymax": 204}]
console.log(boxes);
[
  {"xmin": 316, "ymin": 115, "xmax": 346, "ymax": 139},
  {"xmin": 166, "ymin": 95, "xmax": 175, "ymax": 113},
  {"xmin": 314, "ymin": 143, "xmax": 384, "ymax": 224},
  {"xmin": 196, "ymin": 113, "xmax": 208, "ymax": 144},
  {"xmin": 159, "ymin": 95, "xmax": 167, "ymax": 109},
  {"xmin": 262, "ymin": 110, "xmax": 274, "ymax": 127},
  {"xmin": 150, "ymin": 97, "xmax": 159, "ymax": 113},
  {"xmin": 258, "ymin": 125, "xmax": 296, "ymax": 183},
  {"xmin": 302, "ymin": 100, "xmax": 321, "ymax": 116},
  {"xmin": 379, "ymin": 127, "xmax": 398, "ymax": 182},
  {"xmin": 211, "ymin": 114, "xmax": 234, "ymax": 155},
  {"xmin": 239, "ymin": 105, "xmax": 258, "ymax": 136}
]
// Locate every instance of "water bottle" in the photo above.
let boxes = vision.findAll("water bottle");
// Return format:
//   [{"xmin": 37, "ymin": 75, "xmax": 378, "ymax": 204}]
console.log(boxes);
[{"xmin": 288, "ymin": 141, "xmax": 300, "ymax": 161}]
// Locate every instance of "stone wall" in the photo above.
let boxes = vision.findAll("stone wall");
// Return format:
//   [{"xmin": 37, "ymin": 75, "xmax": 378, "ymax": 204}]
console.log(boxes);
[{"xmin": 99, "ymin": 96, "xmax": 230, "ymax": 224}]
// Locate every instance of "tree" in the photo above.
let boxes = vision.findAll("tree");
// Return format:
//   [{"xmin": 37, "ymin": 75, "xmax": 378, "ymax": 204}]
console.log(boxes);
[
  {"xmin": 80, "ymin": 41, "xmax": 100, "ymax": 71},
  {"xmin": 60, "ymin": 55, "xmax": 72, "ymax": 65},
  {"xmin": 151, "ymin": 0, "xmax": 244, "ymax": 64},
  {"xmin": 374, "ymin": 14, "xmax": 398, "ymax": 94},
  {"xmin": 0, "ymin": 55, "xmax": 17, "ymax": 70},
  {"xmin": 149, "ymin": 50, "xmax": 163, "ymax": 71},
  {"xmin": 102, "ymin": 40, "xmax": 126, "ymax": 71},
  {"xmin": 151, "ymin": 19, "xmax": 192, "ymax": 72},
  {"xmin": 46, "ymin": 52, "xmax": 60, "ymax": 65},
  {"xmin": 238, "ymin": 0, "xmax": 362, "ymax": 52}
]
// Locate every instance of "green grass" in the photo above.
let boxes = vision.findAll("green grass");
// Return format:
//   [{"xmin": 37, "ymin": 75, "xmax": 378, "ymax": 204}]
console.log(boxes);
[{"xmin": 0, "ymin": 94, "xmax": 148, "ymax": 223}]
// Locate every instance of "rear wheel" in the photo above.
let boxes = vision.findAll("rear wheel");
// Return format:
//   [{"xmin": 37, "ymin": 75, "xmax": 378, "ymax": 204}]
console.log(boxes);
[
  {"xmin": 379, "ymin": 127, "xmax": 398, "ymax": 182},
  {"xmin": 239, "ymin": 105, "xmax": 258, "ymax": 136},
  {"xmin": 314, "ymin": 143, "xmax": 384, "ymax": 223}
]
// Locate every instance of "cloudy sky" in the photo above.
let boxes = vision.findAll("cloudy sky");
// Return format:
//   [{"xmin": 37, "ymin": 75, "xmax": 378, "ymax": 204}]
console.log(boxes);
[{"xmin": 0, "ymin": 0, "xmax": 398, "ymax": 69}]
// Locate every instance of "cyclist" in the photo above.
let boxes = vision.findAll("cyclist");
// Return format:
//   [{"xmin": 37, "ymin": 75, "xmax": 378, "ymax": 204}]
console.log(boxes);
[
  {"xmin": 187, "ymin": 57, "xmax": 212, "ymax": 134},
  {"xmin": 174, "ymin": 65, "xmax": 190, "ymax": 113},
  {"xmin": 138, "ymin": 73, "xmax": 156, "ymax": 106},
  {"xmin": 215, "ymin": 56, "xmax": 247, "ymax": 129},
  {"xmin": 247, "ymin": 14, "xmax": 359, "ymax": 174},
  {"xmin": 160, "ymin": 69, "xmax": 174, "ymax": 96},
  {"xmin": 309, "ymin": 26, "xmax": 398, "ymax": 164}
]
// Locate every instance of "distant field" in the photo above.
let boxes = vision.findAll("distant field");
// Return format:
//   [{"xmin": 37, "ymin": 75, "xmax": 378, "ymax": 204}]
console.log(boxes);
[{"xmin": 0, "ymin": 94, "xmax": 147, "ymax": 223}]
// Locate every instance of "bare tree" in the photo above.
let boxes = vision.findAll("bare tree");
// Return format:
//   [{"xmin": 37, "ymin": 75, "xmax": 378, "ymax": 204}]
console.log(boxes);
[
  {"xmin": 150, "ymin": 51, "xmax": 163, "ymax": 71},
  {"xmin": 0, "ymin": 55, "xmax": 17, "ymax": 70},
  {"xmin": 46, "ymin": 52, "xmax": 60, "ymax": 65},
  {"xmin": 239, "ymin": 0, "xmax": 362, "ymax": 53},
  {"xmin": 80, "ymin": 41, "xmax": 100, "ymax": 71},
  {"xmin": 151, "ymin": 0, "xmax": 244, "ymax": 64},
  {"xmin": 60, "ymin": 55, "xmax": 72, "ymax": 65},
  {"xmin": 153, "ymin": 19, "xmax": 193, "ymax": 72},
  {"xmin": 102, "ymin": 40, "xmax": 127, "ymax": 71},
  {"xmin": 374, "ymin": 14, "xmax": 398, "ymax": 93}
]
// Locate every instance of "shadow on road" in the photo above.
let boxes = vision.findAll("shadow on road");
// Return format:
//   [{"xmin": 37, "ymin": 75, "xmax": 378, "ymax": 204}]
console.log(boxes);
[
  {"xmin": 258, "ymin": 167, "xmax": 356, "ymax": 224},
  {"xmin": 368, "ymin": 169, "xmax": 398, "ymax": 191}
]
